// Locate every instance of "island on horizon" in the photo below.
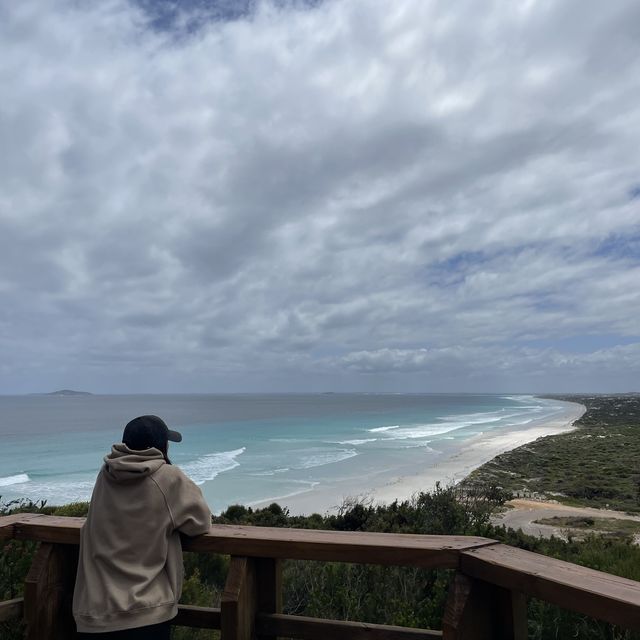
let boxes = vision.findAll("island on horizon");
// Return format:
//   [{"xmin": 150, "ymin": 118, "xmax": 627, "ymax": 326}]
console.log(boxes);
[{"xmin": 43, "ymin": 389, "xmax": 93, "ymax": 396}]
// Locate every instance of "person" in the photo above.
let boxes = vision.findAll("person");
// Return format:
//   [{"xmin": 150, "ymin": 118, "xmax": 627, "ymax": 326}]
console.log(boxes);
[{"xmin": 73, "ymin": 415, "xmax": 212, "ymax": 638}]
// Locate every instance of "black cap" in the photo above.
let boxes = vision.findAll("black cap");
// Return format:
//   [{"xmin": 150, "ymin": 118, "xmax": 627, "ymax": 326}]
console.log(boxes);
[{"xmin": 122, "ymin": 415, "xmax": 182, "ymax": 451}]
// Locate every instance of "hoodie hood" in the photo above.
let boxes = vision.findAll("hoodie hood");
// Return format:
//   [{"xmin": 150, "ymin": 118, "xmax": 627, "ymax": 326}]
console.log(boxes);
[{"xmin": 103, "ymin": 443, "xmax": 166, "ymax": 482}]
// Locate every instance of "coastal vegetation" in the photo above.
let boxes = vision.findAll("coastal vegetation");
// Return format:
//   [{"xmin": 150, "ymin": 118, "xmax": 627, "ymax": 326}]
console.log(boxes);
[
  {"xmin": 534, "ymin": 515, "xmax": 640, "ymax": 539},
  {"xmin": 3, "ymin": 485, "xmax": 640, "ymax": 639},
  {"xmin": 464, "ymin": 395, "xmax": 640, "ymax": 512},
  {"xmin": 2, "ymin": 395, "xmax": 640, "ymax": 638}
]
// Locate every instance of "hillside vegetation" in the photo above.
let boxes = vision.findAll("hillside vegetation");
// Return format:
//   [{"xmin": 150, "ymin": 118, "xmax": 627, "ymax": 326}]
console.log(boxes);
[{"xmin": 463, "ymin": 395, "xmax": 640, "ymax": 512}]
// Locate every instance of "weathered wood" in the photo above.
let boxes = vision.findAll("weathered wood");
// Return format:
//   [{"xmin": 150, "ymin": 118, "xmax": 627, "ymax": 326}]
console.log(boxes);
[
  {"xmin": 12, "ymin": 515, "xmax": 82, "ymax": 545},
  {"xmin": 173, "ymin": 604, "xmax": 221, "ymax": 628},
  {"xmin": 442, "ymin": 573, "xmax": 490, "ymax": 640},
  {"xmin": 497, "ymin": 587, "xmax": 527, "ymax": 640},
  {"xmin": 9, "ymin": 515, "xmax": 496, "ymax": 568},
  {"xmin": 184, "ymin": 525, "xmax": 496, "ymax": 568},
  {"xmin": 442, "ymin": 573, "xmax": 526, "ymax": 640},
  {"xmin": 461, "ymin": 543, "xmax": 640, "ymax": 631},
  {"xmin": 0, "ymin": 597, "xmax": 24, "ymax": 623},
  {"xmin": 256, "ymin": 612, "xmax": 443, "ymax": 639},
  {"xmin": 0, "ymin": 514, "xmax": 45, "ymax": 540},
  {"xmin": 24, "ymin": 543, "xmax": 79, "ymax": 640},
  {"xmin": 5, "ymin": 514, "xmax": 640, "ymax": 636},
  {"xmin": 221, "ymin": 556, "xmax": 257, "ymax": 640},
  {"xmin": 255, "ymin": 558, "xmax": 282, "ymax": 640}
]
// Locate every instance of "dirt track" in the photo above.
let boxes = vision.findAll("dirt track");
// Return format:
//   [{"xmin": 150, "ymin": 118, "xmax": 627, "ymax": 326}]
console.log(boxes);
[{"xmin": 491, "ymin": 499, "xmax": 640, "ymax": 541}]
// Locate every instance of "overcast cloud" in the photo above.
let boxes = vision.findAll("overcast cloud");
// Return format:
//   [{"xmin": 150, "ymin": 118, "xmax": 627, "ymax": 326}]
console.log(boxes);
[{"xmin": 0, "ymin": 0, "xmax": 639, "ymax": 393}]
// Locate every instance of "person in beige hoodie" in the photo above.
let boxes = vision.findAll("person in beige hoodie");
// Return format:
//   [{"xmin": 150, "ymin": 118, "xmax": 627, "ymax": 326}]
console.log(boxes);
[{"xmin": 73, "ymin": 415, "xmax": 212, "ymax": 638}]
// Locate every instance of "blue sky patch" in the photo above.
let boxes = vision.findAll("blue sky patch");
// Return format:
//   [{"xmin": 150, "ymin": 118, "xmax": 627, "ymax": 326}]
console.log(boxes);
[
  {"xmin": 531, "ymin": 295, "xmax": 566, "ymax": 313},
  {"xmin": 426, "ymin": 250, "xmax": 491, "ymax": 287},
  {"xmin": 134, "ymin": 0, "xmax": 323, "ymax": 33},
  {"xmin": 594, "ymin": 231, "xmax": 640, "ymax": 262},
  {"xmin": 134, "ymin": 0, "xmax": 255, "ymax": 33}
]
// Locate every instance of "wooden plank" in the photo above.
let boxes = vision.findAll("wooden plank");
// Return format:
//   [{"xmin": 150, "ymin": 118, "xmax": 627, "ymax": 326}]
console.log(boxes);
[
  {"xmin": 442, "ymin": 573, "xmax": 490, "ymax": 640},
  {"xmin": 12, "ymin": 515, "xmax": 83, "ymax": 545},
  {"xmin": 256, "ymin": 612, "xmax": 443, "ymax": 639},
  {"xmin": 0, "ymin": 597, "xmax": 24, "ymax": 623},
  {"xmin": 186, "ymin": 525, "xmax": 495, "ymax": 568},
  {"xmin": 498, "ymin": 587, "xmax": 527, "ymax": 640},
  {"xmin": 442, "ymin": 572, "xmax": 526, "ymax": 640},
  {"xmin": 24, "ymin": 543, "xmax": 55, "ymax": 640},
  {"xmin": 221, "ymin": 556, "xmax": 257, "ymax": 640},
  {"xmin": 24, "ymin": 543, "xmax": 79, "ymax": 640},
  {"xmin": 8, "ymin": 515, "xmax": 496, "ymax": 568},
  {"xmin": 461, "ymin": 543, "xmax": 640, "ymax": 631},
  {"xmin": 255, "ymin": 558, "xmax": 282, "ymax": 640},
  {"xmin": 499, "ymin": 588, "xmax": 528, "ymax": 640},
  {"xmin": 172, "ymin": 604, "xmax": 221, "ymax": 628},
  {"xmin": 0, "ymin": 514, "xmax": 44, "ymax": 540}
]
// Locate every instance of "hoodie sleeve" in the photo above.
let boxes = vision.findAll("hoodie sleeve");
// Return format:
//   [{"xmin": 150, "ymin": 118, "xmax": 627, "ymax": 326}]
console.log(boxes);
[{"xmin": 158, "ymin": 467, "xmax": 212, "ymax": 537}]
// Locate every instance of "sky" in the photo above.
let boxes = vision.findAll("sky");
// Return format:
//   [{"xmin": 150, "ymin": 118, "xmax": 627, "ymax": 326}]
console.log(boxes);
[{"xmin": 0, "ymin": 0, "xmax": 639, "ymax": 394}]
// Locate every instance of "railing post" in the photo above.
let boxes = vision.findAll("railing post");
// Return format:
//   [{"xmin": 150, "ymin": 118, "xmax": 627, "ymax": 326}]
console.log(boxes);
[
  {"xmin": 442, "ymin": 572, "xmax": 527, "ymax": 640},
  {"xmin": 255, "ymin": 558, "xmax": 282, "ymax": 640},
  {"xmin": 24, "ymin": 542, "xmax": 78, "ymax": 640},
  {"xmin": 221, "ymin": 556, "xmax": 257, "ymax": 640},
  {"xmin": 220, "ymin": 557, "xmax": 282, "ymax": 640}
]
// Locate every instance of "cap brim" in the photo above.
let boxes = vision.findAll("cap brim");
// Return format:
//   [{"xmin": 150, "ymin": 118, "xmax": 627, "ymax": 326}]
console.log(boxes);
[{"xmin": 167, "ymin": 429, "xmax": 183, "ymax": 443}]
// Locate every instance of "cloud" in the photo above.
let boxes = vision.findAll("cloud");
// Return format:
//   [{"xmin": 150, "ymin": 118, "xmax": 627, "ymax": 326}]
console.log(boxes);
[
  {"xmin": 333, "ymin": 342, "xmax": 640, "ymax": 392},
  {"xmin": 336, "ymin": 343, "xmax": 640, "ymax": 377},
  {"xmin": 0, "ymin": 0, "xmax": 639, "ymax": 392}
]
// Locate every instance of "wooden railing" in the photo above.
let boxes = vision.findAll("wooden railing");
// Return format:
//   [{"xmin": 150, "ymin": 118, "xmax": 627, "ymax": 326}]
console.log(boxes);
[{"xmin": 1, "ymin": 513, "xmax": 640, "ymax": 639}]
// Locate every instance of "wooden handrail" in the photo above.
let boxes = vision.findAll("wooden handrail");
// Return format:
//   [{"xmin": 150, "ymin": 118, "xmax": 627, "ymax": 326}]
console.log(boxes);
[
  {"xmin": 0, "ymin": 597, "xmax": 24, "ymax": 623},
  {"xmin": 2, "ymin": 514, "xmax": 640, "ymax": 638},
  {"xmin": 460, "ymin": 543, "xmax": 640, "ymax": 631},
  {"xmin": 0, "ymin": 514, "xmax": 496, "ymax": 568},
  {"xmin": 255, "ymin": 613, "xmax": 444, "ymax": 639}
]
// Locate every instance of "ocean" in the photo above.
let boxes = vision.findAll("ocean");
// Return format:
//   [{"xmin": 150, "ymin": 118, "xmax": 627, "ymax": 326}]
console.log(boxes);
[{"xmin": 0, "ymin": 393, "xmax": 572, "ymax": 513}]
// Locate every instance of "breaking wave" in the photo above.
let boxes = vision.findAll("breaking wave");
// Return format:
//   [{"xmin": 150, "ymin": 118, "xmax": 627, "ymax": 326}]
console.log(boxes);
[
  {"xmin": 327, "ymin": 438, "xmax": 378, "ymax": 446},
  {"xmin": 369, "ymin": 425, "xmax": 400, "ymax": 433},
  {"xmin": 0, "ymin": 473, "xmax": 30, "ymax": 487},
  {"xmin": 294, "ymin": 449, "xmax": 358, "ymax": 470},
  {"xmin": 182, "ymin": 448, "xmax": 246, "ymax": 486}
]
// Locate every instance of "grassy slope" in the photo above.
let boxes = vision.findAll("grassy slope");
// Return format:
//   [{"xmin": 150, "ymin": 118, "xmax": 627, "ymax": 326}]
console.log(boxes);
[
  {"xmin": 463, "ymin": 395, "xmax": 640, "ymax": 512},
  {"xmin": 534, "ymin": 516, "xmax": 640, "ymax": 536}
]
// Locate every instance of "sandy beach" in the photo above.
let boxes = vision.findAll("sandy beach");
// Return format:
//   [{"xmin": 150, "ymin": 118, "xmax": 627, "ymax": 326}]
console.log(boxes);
[{"xmin": 269, "ymin": 400, "xmax": 586, "ymax": 515}]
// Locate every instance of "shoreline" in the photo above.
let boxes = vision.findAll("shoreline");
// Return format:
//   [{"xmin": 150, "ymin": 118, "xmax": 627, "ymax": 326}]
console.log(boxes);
[{"xmin": 263, "ymin": 399, "xmax": 586, "ymax": 516}]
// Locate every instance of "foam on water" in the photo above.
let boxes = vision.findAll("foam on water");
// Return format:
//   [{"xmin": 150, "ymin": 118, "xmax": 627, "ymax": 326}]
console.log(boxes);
[
  {"xmin": 294, "ymin": 449, "xmax": 358, "ymax": 470},
  {"xmin": 440, "ymin": 412, "xmax": 504, "ymax": 424},
  {"xmin": 373, "ymin": 405, "xmax": 552, "ymax": 443},
  {"xmin": 371, "ymin": 423, "xmax": 462, "ymax": 440},
  {"xmin": 249, "ymin": 468, "xmax": 290, "ymax": 477},
  {"xmin": 246, "ymin": 479, "xmax": 320, "ymax": 507},
  {"xmin": 398, "ymin": 442, "xmax": 437, "ymax": 451},
  {"xmin": 440, "ymin": 409, "xmax": 529, "ymax": 426},
  {"xmin": 328, "ymin": 438, "xmax": 378, "ymax": 446},
  {"xmin": 181, "ymin": 447, "xmax": 246, "ymax": 486},
  {"xmin": 0, "ymin": 473, "xmax": 29, "ymax": 487},
  {"xmin": 3, "ymin": 477, "xmax": 97, "ymax": 503}
]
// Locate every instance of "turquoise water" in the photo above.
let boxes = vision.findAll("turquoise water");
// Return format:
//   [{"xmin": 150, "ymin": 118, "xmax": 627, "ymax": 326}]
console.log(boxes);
[{"xmin": 0, "ymin": 394, "xmax": 570, "ymax": 512}]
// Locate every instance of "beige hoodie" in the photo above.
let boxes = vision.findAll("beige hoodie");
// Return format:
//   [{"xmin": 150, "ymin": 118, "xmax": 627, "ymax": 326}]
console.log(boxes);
[{"xmin": 72, "ymin": 443, "xmax": 212, "ymax": 633}]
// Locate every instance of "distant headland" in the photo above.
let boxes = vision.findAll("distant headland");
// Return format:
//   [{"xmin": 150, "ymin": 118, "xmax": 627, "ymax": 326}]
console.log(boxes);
[{"xmin": 44, "ymin": 389, "xmax": 93, "ymax": 396}]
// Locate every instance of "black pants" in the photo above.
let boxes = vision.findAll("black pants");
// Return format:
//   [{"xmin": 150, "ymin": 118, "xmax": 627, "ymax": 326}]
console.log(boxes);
[{"xmin": 77, "ymin": 621, "xmax": 171, "ymax": 639}]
